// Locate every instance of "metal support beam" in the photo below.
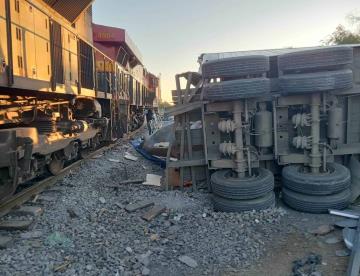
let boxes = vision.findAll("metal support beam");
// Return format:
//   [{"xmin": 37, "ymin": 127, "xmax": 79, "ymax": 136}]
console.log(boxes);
[
  {"xmin": 233, "ymin": 101, "xmax": 246, "ymax": 177},
  {"xmin": 310, "ymin": 93, "xmax": 321, "ymax": 173}
]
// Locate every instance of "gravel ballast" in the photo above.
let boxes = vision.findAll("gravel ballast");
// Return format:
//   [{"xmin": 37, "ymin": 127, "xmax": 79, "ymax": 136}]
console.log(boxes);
[{"xmin": 0, "ymin": 136, "xmax": 286, "ymax": 276}]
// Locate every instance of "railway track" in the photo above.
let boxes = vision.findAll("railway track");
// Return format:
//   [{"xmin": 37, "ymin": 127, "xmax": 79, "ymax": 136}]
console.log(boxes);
[{"xmin": 0, "ymin": 125, "xmax": 145, "ymax": 219}]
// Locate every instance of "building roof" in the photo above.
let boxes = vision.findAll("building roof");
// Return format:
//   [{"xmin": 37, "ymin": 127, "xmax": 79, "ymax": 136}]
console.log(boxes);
[{"xmin": 42, "ymin": 0, "xmax": 94, "ymax": 23}]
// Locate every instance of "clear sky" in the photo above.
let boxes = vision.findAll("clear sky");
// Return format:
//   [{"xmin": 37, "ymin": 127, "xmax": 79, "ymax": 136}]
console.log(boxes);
[{"xmin": 93, "ymin": 0, "xmax": 359, "ymax": 102}]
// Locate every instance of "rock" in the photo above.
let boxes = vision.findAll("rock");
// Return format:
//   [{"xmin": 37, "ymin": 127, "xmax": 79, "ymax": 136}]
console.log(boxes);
[
  {"xmin": 99, "ymin": 197, "xmax": 106, "ymax": 204},
  {"xmin": 142, "ymin": 267, "xmax": 150, "ymax": 275},
  {"xmin": 325, "ymin": 236, "xmax": 341, "ymax": 244},
  {"xmin": 0, "ymin": 236, "xmax": 13, "ymax": 249},
  {"xmin": 310, "ymin": 272, "xmax": 322, "ymax": 276},
  {"xmin": 335, "ymin": 249, "xmax": 351, "ymax": 257},
  {"xmin": 67, "ymin": 208, "xmax": 78, "ymax": 218},
  {"xmin": 138, "ymin": 251, "xmax": 151, "ymax": 266},
  {"xmin": 20, "ymin": 231, "xmax": 43, "ymax": 240},
  {"xmin": 86, "ymin": 264, "xmax": 93, "ymax": 271},
  {"xmin": 150, "ymin": 234, "xmax": 160, "ymax": 241},
  {"xmin": 310, "ymin": 225, "xmax": 335, "ymax": 236},
  {"xmin": 178, "ymin": 255, "xmax": 198, "ymax": 268},
  {"xmin": 126, "ymin": 247, "xmax": 133, "ymax": 254}
]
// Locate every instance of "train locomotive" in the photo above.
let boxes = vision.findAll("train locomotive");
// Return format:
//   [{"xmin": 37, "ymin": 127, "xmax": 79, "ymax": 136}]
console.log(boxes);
[{"xmin": 0, "ymin": 0, "xmax": 160, "ymax": 201}]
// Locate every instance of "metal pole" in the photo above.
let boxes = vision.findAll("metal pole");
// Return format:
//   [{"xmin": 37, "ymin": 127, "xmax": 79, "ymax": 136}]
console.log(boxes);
[
  {"xmin": 234, "ymin": 101, "xmax": 246, "ymax": 178},
  {"xmin": 310, "ymin": 93, "xmax": 321, "ymax": 173}
]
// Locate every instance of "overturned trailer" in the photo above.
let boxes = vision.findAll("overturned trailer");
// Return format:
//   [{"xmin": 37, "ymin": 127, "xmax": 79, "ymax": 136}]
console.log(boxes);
[{"xmin": 166, "ymin": 45, "xmax": 360, "ymax": 213}]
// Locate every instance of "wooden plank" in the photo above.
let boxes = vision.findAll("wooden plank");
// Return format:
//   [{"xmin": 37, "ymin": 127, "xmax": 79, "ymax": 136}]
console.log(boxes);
[
  {"xmin": 0, "ymin": 220, "xmax": 34, "ymax": 231},
  {"xmin": 186, "ymin": 113, "xmax": 197, "ymax": 191},
  {"xmin": 125, "ymin": 200, "xmax": 154, "ymax": 213},
  {"xmin": 179, "ymin": 115, "xmax": 186, "ymax": 190},
  {"xmin": 142, "ymin": 205, "xmax": 166, "ymax": 222},
  {"xmin": 166, "ymin": 102, "xmax": 205, "ymax": 117},
  {"xmin": 167, "ymin": 159, "xmax": 207, "ymax": 168},
  {"xmin": 9, "ymin": 206, "xmax": 43, "ymax": 217}
]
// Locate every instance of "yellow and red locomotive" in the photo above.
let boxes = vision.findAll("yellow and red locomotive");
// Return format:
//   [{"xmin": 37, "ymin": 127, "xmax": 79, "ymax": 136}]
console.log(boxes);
[{"xmin": 0, "ymin": 0, "xmax": 159, "ymax": 201}]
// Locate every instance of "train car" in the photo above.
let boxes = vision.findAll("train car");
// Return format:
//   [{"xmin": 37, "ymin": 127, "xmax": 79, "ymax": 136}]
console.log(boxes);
[
  {"xmin": 93, "ymin": 23, "xmax": 159, "ymax": 131},
  {"xmin": 0, "ymin": 0, "xmax": 159, "ymax": 202}
]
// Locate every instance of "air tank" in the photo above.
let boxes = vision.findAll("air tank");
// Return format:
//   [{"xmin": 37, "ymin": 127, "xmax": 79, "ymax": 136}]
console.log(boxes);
[
  {"xmin": 327, "ymin": 107, "xmax": 344, "ymax": 141},
  {"xmin": 254, "ymin": 104, "xmax": 273, "ymax": 148}
]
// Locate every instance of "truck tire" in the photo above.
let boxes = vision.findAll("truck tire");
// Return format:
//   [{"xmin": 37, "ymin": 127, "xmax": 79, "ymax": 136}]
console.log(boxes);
[
  {"xmin": 282, "ymin": 163, "xmax": 351, "ymax": 195},
  {"xmin": 202, "ymin": 55, "xmax": 270, "ymax": 79},
  {"xmin": 203, "ymin": 78, "xmax": 270, "ymax": 101},
  {"xmin": 211, "ymin": 168, "xmax": 274, "ymax": 200},
  {"xmin": 279, "ymin": 69, "xmax": 353, "ymax": 94},
  {"xmin": 282, "ymin": 188, "xmax": 351, "ymax": 214},
  {"xmin": 278, "ymin": 47, "xmax": 353, "ymax": 72},
  {"xmin": 213, "ymin": 192, "xmax": 275, "ymax": 212}
]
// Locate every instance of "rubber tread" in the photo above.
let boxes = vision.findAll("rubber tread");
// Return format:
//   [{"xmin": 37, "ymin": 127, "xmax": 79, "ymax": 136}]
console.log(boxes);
[
  {"xmin": 279, "ymin": 69, "xmax": 353, "ymax": 94},
  {"xmin": 278, "ymin": 47, "xmax": 353, "ymax": 72},
  {"xmin": 211, "ymin": 168, "xmax": 274, "ymax": 200},
  {"xmin": 204, "ymin": 78, "xmax": 270, "ymax": 101},
  {"xmin": 282, "ymin": 163, "xmax": 351, "ymax": 196},
  {"xmin": 213, "ymin": 192, "xmax": 276, "ymax": 212},
  {"xmin": 202, "ymin": 55, "xmax": 270, "ymax": 79},
  {"xmin": 282, "ymin": 188, "xmax": 351, "ymax": 214}
]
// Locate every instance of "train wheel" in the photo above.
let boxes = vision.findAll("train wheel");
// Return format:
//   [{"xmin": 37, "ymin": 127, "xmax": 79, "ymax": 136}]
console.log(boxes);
[
  {"xmin": 0, "ymin": 168, "xmax": 17, "ymax": 203},
  {"xmin": 48, "ymin": 153, "xmax": 65, "ymax": 175}
]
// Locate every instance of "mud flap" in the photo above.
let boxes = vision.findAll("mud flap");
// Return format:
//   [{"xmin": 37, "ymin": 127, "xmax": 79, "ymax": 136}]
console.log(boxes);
[{"xmin": 350, "ymin": 155, "xmax": 360, "ymax": 203}]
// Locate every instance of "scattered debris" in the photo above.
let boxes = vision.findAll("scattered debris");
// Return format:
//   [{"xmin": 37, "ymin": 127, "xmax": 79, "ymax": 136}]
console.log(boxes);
[
  {"xmin": 126, "ymin": 246, "xmax": 133, "ymax": 254},
  {"xmin": 343, "ymin": 228, "xmax": 356, "ymax": 250},
  {"xmin": 54, "ymin": 260, "xmax": 72, "ymax": 272},
  {"xmin": 336, "ymin": 249, "xmax": 351, "ymax": 257},
  {"xmin": 292, "ymin": 253, "xmax": 322, "ymax": 276},
  {"xmin": 142, "ymin": 205, "xmax": 166, "ymax": 222},
  {"xmin": 91, "ymin": 154, "xmax": 103, "ymax": 159},
  {"xmin": 99, "ymin": 197, "xmax": 106, "ymax": 204},
  {"xmin": 178, "ymin": 255, "xmax": 198, "ymax": 268},
  {"xmin": 124, "ymin": 152, "xmax": 139, "ymax": 161},
  {"xmin": 335, "ymin": 219, "xmax": 358, "ymax": 229},
  {"xmin": 142, "ymin": 267, "xmax": 150, "ymax": 275},
  {"xmin": 67, "ymin": 208, "xmax": 79, "ymax": 218},
  {"xmin": 108, "ymin": 158, "xmax": 122, "ymax": 163},
  {"xmin": 143, "ymin": 174, "xmax": 162, "ymax": 187},
  {"xmin": 309, "ymin": 224, "xmax": 334, "ymax": 236},
  {"xmin": 125, "ymin": 200, "xmax": 154, "ymax": 213},
  {"xmin": 150, "ymin": 234, "xmax": 160, "ymax": 241},
  {"xmin": 9, "ymin": 206, "xmax": 43, "ymax": 217},
  {"xmin": 324, "ymin": 236, "xmax": 341, "ymax": 245},
  {"xmin": 20, "ymin": 231, "xmax": 43, "ymax": 240}
]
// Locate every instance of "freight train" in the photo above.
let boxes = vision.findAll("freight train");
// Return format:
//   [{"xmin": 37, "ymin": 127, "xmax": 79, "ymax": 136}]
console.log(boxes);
[{"xmin": 0, "ymin": 0, "xmax": 160, "ymax": 201}]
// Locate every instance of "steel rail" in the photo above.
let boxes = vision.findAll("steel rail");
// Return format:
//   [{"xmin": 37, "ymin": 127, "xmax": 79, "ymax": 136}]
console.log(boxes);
[
  {"xmin": 0, "ymin": 123, "xmax": 145, "ymax": 218},
  {"xmin": 0, "ymin": 143, "xmax": 115, "ymax": 218}
]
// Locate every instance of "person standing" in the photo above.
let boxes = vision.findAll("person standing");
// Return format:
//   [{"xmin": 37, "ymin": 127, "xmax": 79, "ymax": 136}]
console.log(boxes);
[{"xmin": 146, "ymin": 109, "xmax": 154, "ymax": 135}]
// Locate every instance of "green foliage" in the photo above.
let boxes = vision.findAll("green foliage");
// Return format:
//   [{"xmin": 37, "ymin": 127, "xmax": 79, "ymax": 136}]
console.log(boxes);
[{"xmin": 324, "ymin": 13, "xmax": 360, "ymax": 45}]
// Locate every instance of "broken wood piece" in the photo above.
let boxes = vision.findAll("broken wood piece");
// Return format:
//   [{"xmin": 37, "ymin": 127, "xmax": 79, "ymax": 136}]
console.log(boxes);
[
  {"xmin": 142, "ymin": 205, "xmax": 166, "ymax": 222},
  {"xmin": 9, "ymin": 206, "xmax": 43, "ymax": 217},
  {"xmin": 124, "ymin": 152, "xmax": 138, "ymax": 161},
  {"xmin": 0, "ymin": 220, "xmax": 34, "ymax": 231},
  {"xmin": 143, "ymin": 174, "xmax": 162, "ymax": 187},
  {"xmin": 125, "ymin": 200, "xmax": 154, "ymax": 213}
]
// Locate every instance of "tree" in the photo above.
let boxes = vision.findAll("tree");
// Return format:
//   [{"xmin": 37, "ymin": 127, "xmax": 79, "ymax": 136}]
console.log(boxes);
[{"xmin": 324, "ymin": 13, "xmax": 360, "ymax": 45}]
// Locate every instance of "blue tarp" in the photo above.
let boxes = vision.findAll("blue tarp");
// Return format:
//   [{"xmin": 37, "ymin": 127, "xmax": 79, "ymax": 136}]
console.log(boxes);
[{"xmin": 130, "ymin": 138, "xmax": 166, "ymax": 168}]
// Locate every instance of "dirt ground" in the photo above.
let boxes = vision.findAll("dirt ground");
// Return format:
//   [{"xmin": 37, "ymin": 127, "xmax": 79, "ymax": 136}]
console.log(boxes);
[{"xmin": 241, "ymin": 200, "xmax": 351, "ymax": 276}]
